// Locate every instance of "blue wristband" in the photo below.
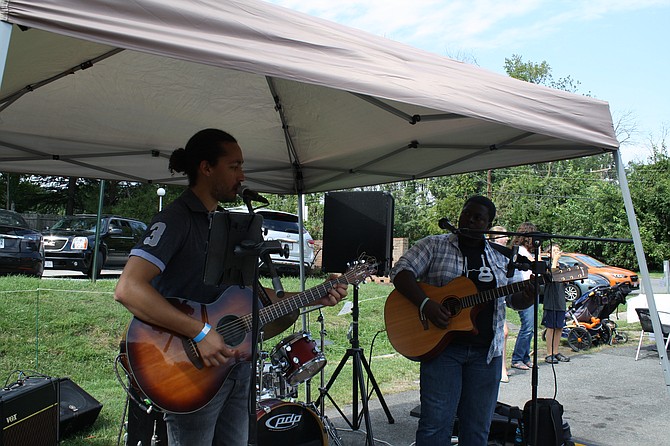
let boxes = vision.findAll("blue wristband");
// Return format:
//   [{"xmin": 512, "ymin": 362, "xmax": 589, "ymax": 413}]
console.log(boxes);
[{"xmin": 193, "ymin": 323, "xmax": 211, "ymax": 343}]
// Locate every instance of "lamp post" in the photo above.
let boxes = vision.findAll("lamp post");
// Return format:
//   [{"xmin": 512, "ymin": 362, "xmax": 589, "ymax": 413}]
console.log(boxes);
[{"xmin": 157, "ymin": 187, "xmax": 166, "ymax": 211}]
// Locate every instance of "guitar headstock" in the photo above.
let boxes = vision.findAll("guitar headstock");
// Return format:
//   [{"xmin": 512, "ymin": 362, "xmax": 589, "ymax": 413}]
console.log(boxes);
[
  {"xmin": 550, "ymin": 266, "xmax": 588, "ymax": 283},
  {"xmin": 344, "ymin": 256, "xmax": 378, "ymax": 285}
]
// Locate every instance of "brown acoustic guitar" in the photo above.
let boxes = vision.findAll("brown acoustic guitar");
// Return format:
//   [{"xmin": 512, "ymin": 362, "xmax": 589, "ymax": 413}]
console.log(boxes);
[
  {"xmin": 384, "ymin": 266, "xmax": 586, "ymax": 361},
  {"xmin": 123, "ymin": 260, "xmax": 376, "ymax": 414}
]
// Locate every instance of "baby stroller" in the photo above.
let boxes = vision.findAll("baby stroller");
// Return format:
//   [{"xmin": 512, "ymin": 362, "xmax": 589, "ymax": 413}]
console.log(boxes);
[{"xmin": 561, "ymin": 282, "xmax": 632, "ymax": 351}]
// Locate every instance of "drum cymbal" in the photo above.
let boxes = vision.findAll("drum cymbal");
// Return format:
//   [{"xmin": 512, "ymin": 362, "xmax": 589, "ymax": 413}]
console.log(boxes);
[{"xmin": 262, "ymin": 309, "xmax": 299, "ymax": 339}]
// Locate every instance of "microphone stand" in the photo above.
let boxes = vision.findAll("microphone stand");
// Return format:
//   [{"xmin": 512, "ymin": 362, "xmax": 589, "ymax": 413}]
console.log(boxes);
[
  {"xmin": 234, "ymin": 198, "xmax": 285, "ymax": 446},
  {"xmin": 233, "ymin": 240, "xmax": 285, "ymax": 446}
]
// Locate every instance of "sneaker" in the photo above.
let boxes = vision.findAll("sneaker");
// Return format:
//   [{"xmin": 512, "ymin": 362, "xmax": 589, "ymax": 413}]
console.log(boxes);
[
  {"xmin": 554, "ymin": 353, "xmax": 571, "ymax": 362},
  {"xmin": 545, "ymin": 355, "xmax": 559, "ymax": 364}
]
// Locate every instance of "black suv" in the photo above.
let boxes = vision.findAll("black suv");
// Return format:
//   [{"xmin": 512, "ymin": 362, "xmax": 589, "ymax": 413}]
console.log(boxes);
[{"xmin": 42, "ymin": 215, "xmax": 146, "ymax": 277}]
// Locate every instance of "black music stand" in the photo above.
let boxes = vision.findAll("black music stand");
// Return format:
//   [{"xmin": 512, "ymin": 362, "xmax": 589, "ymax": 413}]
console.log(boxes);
[
  {"xmin": 315, "ymin": 283, "xmax": 395, "ymax": 446},
  {"xmin": 203, "ymin": 211, "xmax": 264, "ymax": 287}
]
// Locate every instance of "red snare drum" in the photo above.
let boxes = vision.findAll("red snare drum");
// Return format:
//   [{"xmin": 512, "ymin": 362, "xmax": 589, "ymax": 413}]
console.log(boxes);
[{"xmin": 270, "ymin": 332, "xmax": 326, "ymax": 386}]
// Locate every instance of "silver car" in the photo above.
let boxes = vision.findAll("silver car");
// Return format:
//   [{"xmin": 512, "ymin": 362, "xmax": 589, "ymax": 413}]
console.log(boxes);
[
  {"xmin": 226, "ymin": 208, "xmax": 315, "ymax": 275},
  {"xmin": 255, "ymin": 209, "xmax": 315, "ymax": 275}
]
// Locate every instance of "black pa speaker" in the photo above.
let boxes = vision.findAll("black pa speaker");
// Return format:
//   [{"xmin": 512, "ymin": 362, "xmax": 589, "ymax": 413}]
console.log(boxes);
[
  {"xmin": 0, "ymin": 376, "xmax": 59, "ymax": 446},
  {"xmin": 322, "ymin": 191, "xmax": 394, "ymax": 276},
  {"xmin": 58, "ymin": 378, "xmax": 103, "ymax": 440}
]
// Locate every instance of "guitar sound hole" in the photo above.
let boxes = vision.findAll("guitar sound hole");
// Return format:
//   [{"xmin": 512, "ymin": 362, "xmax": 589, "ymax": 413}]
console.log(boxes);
[
  {"xmin": 219, "ymin": 315, "xmax": 245, "ymax": 347},
  {"xmin": 443, "ymin": 298, "xmax": 461, "ymax": 315}
]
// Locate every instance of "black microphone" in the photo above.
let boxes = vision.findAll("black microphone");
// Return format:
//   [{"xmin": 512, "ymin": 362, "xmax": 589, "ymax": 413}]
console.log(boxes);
[
  {"xmin": 438, "ymin": 218, "xmax": 459, "ymax": 234},
  {"xmin": 506, "ymin": 245, "xmax": 519, "ymax": 278},
  {"xmin": 238, "ymin": 185, "xmax": 269, "ymax": 205}
]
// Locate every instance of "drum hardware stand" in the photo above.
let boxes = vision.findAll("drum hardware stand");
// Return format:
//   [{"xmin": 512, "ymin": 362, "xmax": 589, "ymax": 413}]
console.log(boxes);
[
  {"xmin": 315, "ymin": 284, "xmax": 394, "ymax": 446},
  {"xmin": 307, "ymin": 308, "xmax": 343, "ymax": 446}
]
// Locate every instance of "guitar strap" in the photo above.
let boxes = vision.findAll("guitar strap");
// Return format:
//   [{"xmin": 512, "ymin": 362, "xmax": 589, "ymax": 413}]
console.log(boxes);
[
  {"xmin": 489, "ymin": 240, "xmax": 513, "ymax": 258},
  {"xmin": 255, "ymin": 281, "xmax": 273, "ymax": 306}
]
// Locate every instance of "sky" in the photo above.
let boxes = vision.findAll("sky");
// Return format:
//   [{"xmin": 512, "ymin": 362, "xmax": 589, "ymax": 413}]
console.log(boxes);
[{"xmin": 267, "ymin": 0, "xmax": 670, "ymax": 164}]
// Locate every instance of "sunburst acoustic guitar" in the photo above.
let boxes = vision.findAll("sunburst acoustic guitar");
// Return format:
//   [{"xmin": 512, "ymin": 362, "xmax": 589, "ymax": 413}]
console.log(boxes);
[{"xmin": 123, "ymin": 259, "xmax": 376, "ymax": 414}]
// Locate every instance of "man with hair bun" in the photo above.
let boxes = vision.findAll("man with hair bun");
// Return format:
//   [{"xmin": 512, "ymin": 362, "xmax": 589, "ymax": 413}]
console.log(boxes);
[{"xmin": 115, "ymin": 129, "xmax": 348, "ymax": 446}]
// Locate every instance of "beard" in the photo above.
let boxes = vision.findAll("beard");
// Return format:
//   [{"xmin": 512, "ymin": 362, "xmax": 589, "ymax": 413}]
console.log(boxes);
[{"xmin": 212, "ymin": 182, "xmax": 237, "ymax": 204}]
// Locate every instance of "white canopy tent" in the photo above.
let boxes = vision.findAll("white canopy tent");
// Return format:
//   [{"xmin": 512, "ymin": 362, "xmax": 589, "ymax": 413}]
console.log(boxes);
[{"xmin": 0, "ymin": 0, "xmax": 667, "ymax": 388}]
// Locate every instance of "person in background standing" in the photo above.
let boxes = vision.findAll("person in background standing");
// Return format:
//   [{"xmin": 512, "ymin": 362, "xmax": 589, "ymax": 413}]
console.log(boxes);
[
  {"xmin": 543, "ymin": 244, "xmax": 571, "ymax": 364},
  {"xmin": 510, "ymin": 222, "xmax": 537, "ymax": 371}
]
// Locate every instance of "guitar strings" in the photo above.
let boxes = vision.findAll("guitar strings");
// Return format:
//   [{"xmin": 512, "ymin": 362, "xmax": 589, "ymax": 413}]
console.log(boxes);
[{"xmin": 208, "ymin": 270, "xmax": 364, "ymax": 343}]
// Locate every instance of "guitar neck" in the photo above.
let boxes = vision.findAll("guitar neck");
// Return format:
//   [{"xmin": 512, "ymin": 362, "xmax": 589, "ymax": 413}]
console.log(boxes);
[
  {"xmin": 461, "ymin": 278, "xmax": 535, "ymax": 309},
  {"xmin": 233, "ymin": 273, "xmax": 355, "ymax": 335}
]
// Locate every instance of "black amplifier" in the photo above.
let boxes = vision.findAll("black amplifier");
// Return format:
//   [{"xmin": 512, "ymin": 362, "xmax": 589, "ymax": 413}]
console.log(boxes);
[{"xmin": 0, "ymin": 376, "xmax": 59, "ymax": 446}]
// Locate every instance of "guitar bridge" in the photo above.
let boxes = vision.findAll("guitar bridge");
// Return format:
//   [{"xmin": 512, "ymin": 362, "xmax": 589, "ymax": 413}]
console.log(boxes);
[{"xmin": 183, "ymin": 338, "xmax": 204, "ymax": 369}]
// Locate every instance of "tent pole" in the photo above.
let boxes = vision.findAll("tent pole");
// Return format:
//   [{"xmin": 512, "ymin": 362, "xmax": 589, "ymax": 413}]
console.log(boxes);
[
  {"xmin": 614, "ymin": 150, "xmax": 670, "ymax": 391},
  {"xmin": 91, "ymin": 179, "xmax": 105, "ymax": 283},
  {"xmin": 298, "ymin": 193, "xmax": 308, "ymax": 331},
  {"xmin": 298, "ymin": 192, "xmax": 306, "ymax": 292}
]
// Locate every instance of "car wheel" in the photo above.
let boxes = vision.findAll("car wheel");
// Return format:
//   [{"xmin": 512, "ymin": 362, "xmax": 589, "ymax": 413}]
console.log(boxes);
[
  {"xmin": 564, "ymin": 283, "xmax": 580, "ymax": 302},
  {"xmin": 86, "ymin": 252, "xmax": 105, "ymax": 279}
]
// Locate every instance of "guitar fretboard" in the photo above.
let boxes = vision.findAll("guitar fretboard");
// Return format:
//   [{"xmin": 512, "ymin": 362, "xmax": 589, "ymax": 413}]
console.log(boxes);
[
  {"xmin": 456, "ymin": 266, "xmax": 583, "ymax": 310},
  {"xmin": 213, "ymin": 266, "xmax": 369, "ymax": 336},
  {"xmin": 458, "ymin": 278, "xmax": 535, "ymax": 309}
]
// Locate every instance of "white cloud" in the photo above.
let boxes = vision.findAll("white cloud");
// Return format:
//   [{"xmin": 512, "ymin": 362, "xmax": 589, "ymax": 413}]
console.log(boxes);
[{"xmin": 267, "ymin": 0, "xmax": 669, "ymax": 54}]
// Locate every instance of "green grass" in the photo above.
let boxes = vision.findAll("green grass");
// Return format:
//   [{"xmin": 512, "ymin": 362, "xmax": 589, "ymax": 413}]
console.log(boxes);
[{"xmin": 0, "ymin": 275, "xmax": 641, "ymax": 445}]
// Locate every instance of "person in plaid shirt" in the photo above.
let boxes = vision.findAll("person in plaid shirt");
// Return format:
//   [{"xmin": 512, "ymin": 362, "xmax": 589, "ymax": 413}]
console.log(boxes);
[{"xmin": 391, "ymin": 195, "xmax": 534, "ymax": 446}]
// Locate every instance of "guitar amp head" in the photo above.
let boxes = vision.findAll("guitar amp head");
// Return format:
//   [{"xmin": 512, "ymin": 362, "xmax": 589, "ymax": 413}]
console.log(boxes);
[{"xmin": 0, "ymin": 376, "xmax": 59, "ymax": 446}]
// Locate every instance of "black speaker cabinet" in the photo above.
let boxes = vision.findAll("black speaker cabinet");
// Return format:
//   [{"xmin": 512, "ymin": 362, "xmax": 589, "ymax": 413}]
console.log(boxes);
[
  {"xmin": 323, "ymin": 191, "xmax": 394, "ymax": 276},
  {"xmin": 0, "ymin": 376, "xmax": 59, "ymax": 446},
  {"xmin": 58, "ymin": 378, "xmax": 103, "ymax": 440}
]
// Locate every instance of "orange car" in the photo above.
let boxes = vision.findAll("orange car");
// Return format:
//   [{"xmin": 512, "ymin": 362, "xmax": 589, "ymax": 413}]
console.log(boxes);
[{"xmin": 558, "ymin": 252, "xmax": 639, "ymax": 289}]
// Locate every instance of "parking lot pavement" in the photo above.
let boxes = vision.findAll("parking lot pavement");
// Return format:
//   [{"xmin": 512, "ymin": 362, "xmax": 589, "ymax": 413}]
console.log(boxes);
[{"xmin": 323, "ymin": 343, "xmax": 670, "ymax": 446}]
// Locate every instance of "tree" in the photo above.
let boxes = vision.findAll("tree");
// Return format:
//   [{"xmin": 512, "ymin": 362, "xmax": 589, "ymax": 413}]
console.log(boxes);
[{"xmin": 625, "ymin": 131, "xmax": 670, "ymax": 270}]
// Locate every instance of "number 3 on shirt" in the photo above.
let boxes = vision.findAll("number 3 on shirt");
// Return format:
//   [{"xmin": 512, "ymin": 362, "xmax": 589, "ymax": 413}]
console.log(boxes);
[{"xmin": 144, "ymin": 222, "xmax": 166, "ymax": 247}]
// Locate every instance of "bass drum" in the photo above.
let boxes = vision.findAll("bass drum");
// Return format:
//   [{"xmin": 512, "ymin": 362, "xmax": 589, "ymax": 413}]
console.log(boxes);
[{"xmin": 256, "ymin": 399, "xmax": 326, "ymax": 446}]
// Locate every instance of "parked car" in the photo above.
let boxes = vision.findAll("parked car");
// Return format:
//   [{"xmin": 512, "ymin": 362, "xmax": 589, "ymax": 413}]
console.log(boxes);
[
  {"xmin": 0, "ymin": 209, "xmax": 44, "ymax": 277},
  {"xmin": 563, "ymin": 273, "xmax": 610, "ymax": 302},
  {"xmin": 227, "ymin": 208, "xmax": 315, "ymax": 275},
  {"xmin": 42, "ymin": 215, "xmax": 147, "ymax": 277},
  {"xmin": 557, "ymin": 252, "xmax": 639, "ymax": 290}
]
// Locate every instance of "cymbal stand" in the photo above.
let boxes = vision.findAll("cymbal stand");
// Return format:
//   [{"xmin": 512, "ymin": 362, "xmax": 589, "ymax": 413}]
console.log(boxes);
[
  {"xmin": 309, "ymin": 308, "xmax": 343, "ymax": 446},
  {"xmin": 315, "ymin": 284, "xmax": 394, "ymax": 446}
]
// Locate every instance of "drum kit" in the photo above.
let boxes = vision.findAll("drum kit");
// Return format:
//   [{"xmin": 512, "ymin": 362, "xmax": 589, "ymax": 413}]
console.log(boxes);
[
  {"xmin": 116, "ymin": 314, "xmax": 341, "ymax": 446},
  {"xmin": 256, "ymin": 310, "xmax": 342, "ymax": 446}
]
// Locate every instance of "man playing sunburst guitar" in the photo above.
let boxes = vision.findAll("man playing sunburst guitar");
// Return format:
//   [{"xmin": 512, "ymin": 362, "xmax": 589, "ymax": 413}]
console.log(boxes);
[
  {"xmin": 114, "ymin": 129, "xmax": 347, "ymax": 446},
  {"xmin": 389, "ymin": 195, "xmax": 534, "ymax": 446}
]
